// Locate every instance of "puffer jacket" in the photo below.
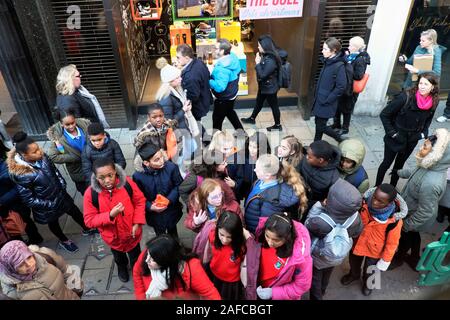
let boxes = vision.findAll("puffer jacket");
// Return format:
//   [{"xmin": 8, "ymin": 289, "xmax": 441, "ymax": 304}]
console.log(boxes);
[
  {"xmin": 210, "ymin": 52, "xmax": 241, "ymax": 100},
  {"xmin": 256, "ymin": 52, "xmax": 280, "ymax": 94},
  {"xmin": 7, "ymin": 149, "xmax": 67, "ymax": 224},
  {"xmin": 352, "ymin": 201, "xmax": 403, "ymax": 263},
  {"xmin": 132, "ymin": 160, "xmax": 183, "ymax": 231},
  {"xmin": 398, "ymin": 128, "xmax": 450, "ymax": 232},
  {"xmin": 338, "ymin": 139, "xmax": 369, "ymax": 193},
  {"xmin": 305, "ymin": 178, "xmax": 363, "ymax": 239},
  {"xmin": 244, "ymin": 217, "xmax": 312, "ymax": 300},
  {"xmin": 0, "ymin": 246, "xmax": 80, "ymax": 300},
  {"xmin": 132, "ymin": 251, "xmax": 221, "ymax": 300},
  {"xmin": 159, "ymin": 94, "xmax": 187, "ymax": 129},
  {"xmin": 297, "ymin": 145, "xmax": 341, "ymax": 206},
  {"xmin": 81, "ymin": 132, "xmax": 126, "ymax": 181},
  {"xmin": 47, "ymin": 118, "xmax": 90, "ymax": 183},
  {"xmin": 83, "ymin": 165, "xmax": 146, "ymax": 252},
  {"xmin": 244, "ymin": 180, "xmax": 299, "ymax": 234}
]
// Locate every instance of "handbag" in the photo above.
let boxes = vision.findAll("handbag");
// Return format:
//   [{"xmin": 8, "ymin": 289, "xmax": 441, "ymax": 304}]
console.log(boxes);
[
  {"xmin": 0, "ymin": 211, "xmax": 26, "ymax": 237},
  {"xmin": 353, "ymin": 73, "xmax": 369, "ymax": 93}
]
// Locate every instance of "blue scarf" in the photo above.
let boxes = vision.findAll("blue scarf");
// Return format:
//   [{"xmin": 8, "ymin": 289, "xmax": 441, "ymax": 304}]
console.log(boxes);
[
  {"xmin": 347, "ymin": 53, "xmax": 359, "ymax": 63},
  {"xmin": 367, "ymin": 195, "xmax": 395, "ymax": 222}
]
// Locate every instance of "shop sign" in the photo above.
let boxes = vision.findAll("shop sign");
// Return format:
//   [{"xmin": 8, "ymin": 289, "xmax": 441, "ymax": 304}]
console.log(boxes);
[{"xmin": 239, "ymin": 0, "xmax": 303, "ymax": 20}]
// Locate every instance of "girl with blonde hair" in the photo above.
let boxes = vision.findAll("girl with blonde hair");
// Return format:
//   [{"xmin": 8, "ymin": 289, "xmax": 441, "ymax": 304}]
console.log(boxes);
[{"xmin": 276, "ymin": 135, "xmax": 304, "ymax": 168}]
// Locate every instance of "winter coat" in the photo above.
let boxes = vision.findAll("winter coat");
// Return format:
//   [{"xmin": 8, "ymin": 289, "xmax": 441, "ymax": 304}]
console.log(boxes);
[
  {"xmin": 439, "ymin": 168, "xmax": 450, "ymax": 208},
  {"xmin": 47, "ymin": 118, "xmax": 90, "ymax": 183},
  {"xmin": 244, "ymin": 217, "xmax": 312, "ymax": 300},
  {"xmin": 403, "ymin": 44, "xmax": 445, "ymax": 88},
  {"xmin": 0, "ymin": 246, "xmax": 80, "ymax": 300},
  {"xmin": 363, "ymin": 187, "xmax": 408, "ymax": 221},
  {"xmin": 132, "ymin": 251, "xmax": 221, "ymax": 300},
  {"xmin": 224, "ymin": 149, "xmax": 245, "ymax": 200},
  {"xmin": 380, "ymin": 91, "xmax": 436, "ymax": 153},
  {"xmin": 159, "ymin": 94, "xmax": 187, "ymax": 129},
  {"xmin": 239, "ymin": 156, "xmax": 258, "ymax": 201},
  {"xmin": 353, "ymin": 201, "xmax": 403, "ymax": 262},
  {"xmin": 7, "ymin": 150, "xmax": 67, "ymax": 224},
  {"xmin": 81, "ymin": 132, "xmax": 126, "ymax": 181},
  {"xmin": 132, "ymin": 160, "xmax": 183, "ymax": 231},
  {"xmin": 244, "ymin": 180, "xmax": 299, "ymax": 234},
  {"xmin": 83, "ymin": 165, "xmax": 146, "ymax": 252},
  {"xmin": 0, "ymin": 160, "xmax": 21, "ymax": 215},
  {"xmin": 312, "ymin": 50, "xmax": 347, "ymax": 119},
  {"xmin": 181, "ymin": 58, "xmax": 213, "ymax": 120},
  {"xmin": 255, "ymin": 52, "xmax": 280, "ymax": 95},
  {"xmin": 56, "ymin": 91, "xmax": 100, "ymax": 123},
  {"xmin": 297, "ymin": 145, "xmax": 341, "ymax": 206},
  {"xmin": 210, "ymin": 52, "xmax": 241, "ymax": 100},
  {"xmin": 398, "ymin": 128, "xmax": 450, "ymax": 232},
  {"xmin": 305, "ymin": 179, "xmax": 363, "ymax": 239},
  {"xmin": 185, "ymin": 179, "xmax": 243, "ymax": 233},
  {"xmin": 338, "ymin": 139, "xmax": 369, "ymax": 194}
]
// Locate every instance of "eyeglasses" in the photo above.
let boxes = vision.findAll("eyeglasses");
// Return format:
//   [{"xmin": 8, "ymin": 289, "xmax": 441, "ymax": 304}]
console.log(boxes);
[{"xmin": 96, "ymin": 172, "xmax": 116, "ymax": 181}]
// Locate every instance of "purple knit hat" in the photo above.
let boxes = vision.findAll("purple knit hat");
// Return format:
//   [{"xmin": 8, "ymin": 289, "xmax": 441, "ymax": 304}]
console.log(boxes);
[{"xmin": 0, "ymin": 240, "xmax": 35, "ymax": 281}]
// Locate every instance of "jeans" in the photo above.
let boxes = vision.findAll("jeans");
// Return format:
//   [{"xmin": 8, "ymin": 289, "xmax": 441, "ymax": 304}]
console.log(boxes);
[
  {"xmin": 111, "ymin": 242, "xmax": 141, "ymax": 269},
  {"xmin": 212, "ymin": 99, "xmax": 244, "ymax": 131},
  {"xmin": 314, "ymin": 117, "xmax": 343, "ymax": 142},
  {"xmin": 251, "ymin": 91, "xmax": 280, "ymax": 125},
  {"xmin": 310, "ymin": 266, "xmax": 334, "ymax": 300},
  {"xmin": 375, "ymin": 142, "xmax": 417, "ymax": 187}
]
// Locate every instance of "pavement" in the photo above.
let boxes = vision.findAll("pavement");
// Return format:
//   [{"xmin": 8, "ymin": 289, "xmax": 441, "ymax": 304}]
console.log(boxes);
[{"xmin": 30, "ymin": 102, "xmax": 450, "ymax": 300}]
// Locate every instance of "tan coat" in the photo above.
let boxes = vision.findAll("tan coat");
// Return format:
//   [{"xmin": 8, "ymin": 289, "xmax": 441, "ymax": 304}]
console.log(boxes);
[{"xmin": 0, "ymin": 246, "xmax": 80, "ymax": 300}]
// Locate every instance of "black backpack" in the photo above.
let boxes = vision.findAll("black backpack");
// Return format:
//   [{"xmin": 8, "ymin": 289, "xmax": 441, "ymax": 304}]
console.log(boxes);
[
  {"xmin": 277, "ymin": 48, "xmax": 292, "ymax": 89},
  {"xmin": 334, "ymin": 61, "xmax": 354, "ymax": 97},
  {"xmin": 91, "ymin": 181, "xmax": 133, "ymax": 210}
]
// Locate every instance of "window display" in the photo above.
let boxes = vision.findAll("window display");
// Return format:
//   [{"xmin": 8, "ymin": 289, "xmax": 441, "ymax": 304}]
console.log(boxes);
[{"xmin": 172, "ymin": 0, "xmax": 233, "ymax": 21}]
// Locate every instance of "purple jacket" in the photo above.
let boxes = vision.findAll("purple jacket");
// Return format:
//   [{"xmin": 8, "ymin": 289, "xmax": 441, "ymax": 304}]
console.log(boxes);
[
  {"xmin": 192, "ymin": 220, "xmax": 216, "ymax": 264},
  {"xmin": 244, "ymin": 217, "xmax": 313, "ymax": 300}
]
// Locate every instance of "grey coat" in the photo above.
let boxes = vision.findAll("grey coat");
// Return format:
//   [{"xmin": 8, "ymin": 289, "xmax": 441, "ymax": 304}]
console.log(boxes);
[{"xmin": 398, "ymin": 128, "xmax": 450, "ymax": 232}]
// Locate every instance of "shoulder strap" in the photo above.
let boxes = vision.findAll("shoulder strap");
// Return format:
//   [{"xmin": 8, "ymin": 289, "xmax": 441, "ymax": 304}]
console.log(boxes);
[
  {"xmin": 385, "ymin": 220, "xmax": 399, "ymax": 235},
  {"xmin": 342, "ymin": 212, "xmax": 359, "ymax": 229},
  {"xmin": 124, "ymin": 181, "xmax": 133, "ymax": 199},
  {"xmin": 317, "ymin": 212, "xmax": 337, "ymax": 229},
  {"xmin": 91, "ymin": 188, "xmax": 99, "ymax": 211}
]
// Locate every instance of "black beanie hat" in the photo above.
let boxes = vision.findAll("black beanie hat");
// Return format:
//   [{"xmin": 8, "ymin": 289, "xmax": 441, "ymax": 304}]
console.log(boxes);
[
  {"xmin": 309, "ymin": 140, "xmax": 334, "ymax": 161},
  {"xmin": 138, "ymin": 143, "xmax": 160, "ymax": 161}
]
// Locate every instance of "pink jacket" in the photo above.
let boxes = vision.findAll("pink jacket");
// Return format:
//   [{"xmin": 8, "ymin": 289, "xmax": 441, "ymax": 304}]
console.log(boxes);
[{"xmin": 244, "ymin": 217, "xmax": 313, "ymax": 300}]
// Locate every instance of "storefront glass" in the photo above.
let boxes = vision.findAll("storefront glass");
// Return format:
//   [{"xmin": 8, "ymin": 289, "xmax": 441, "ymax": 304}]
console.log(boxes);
[{"xmin": 388, "ymin": 0, "xmax": 450, "ymax": 95}]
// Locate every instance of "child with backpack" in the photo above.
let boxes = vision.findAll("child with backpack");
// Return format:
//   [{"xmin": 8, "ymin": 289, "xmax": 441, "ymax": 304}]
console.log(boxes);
[
  {"xmin": 340, "ymin": 184, "xmax": 403, "ymax": 296},
  {"xmin": 277, "ymin": 135, "xmax": 304, "ymax": 168},
  {"xmin": 338, "ymin": 138, "xmax": 370, "ymax": 194},
  {"xmin": 132, "ymin": 143, "xmax": 183, "ymax": 238},
  {"xmin": 243, "ymin": 212, "xmax": 313, "ymax": 300},
  {"xmin": 83, "ymin": 158, "xmax": 146, "ymax": 283},
  {"xmin": 81, "ymin": 122, "xmax": 126, "ymax": 182},
  {"xmin": 192, "ymin": 211, "xmax": 247, "ymax": 300},
  {"xmin": 305, "ymin": 178, "xmax": 363, "ymax": 300}
]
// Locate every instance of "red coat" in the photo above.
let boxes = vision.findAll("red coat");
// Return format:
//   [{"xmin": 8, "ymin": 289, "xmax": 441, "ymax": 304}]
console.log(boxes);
[
  {"xmin": 132, "ymin": 249, "xmax": 221, "ymax": 300},
  {"xmin": 184, "ymin": 179, "xmax": 243, "ymax": 232},
  {"xmin": 83, "ymin": 172, "xmax": 146, "ymax": 252}
]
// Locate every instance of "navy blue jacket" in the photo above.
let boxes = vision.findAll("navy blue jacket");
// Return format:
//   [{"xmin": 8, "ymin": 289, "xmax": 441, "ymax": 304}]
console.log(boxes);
[
  {"xmin": 159, "ymin": 94, "xmax": 187, "ymax": 129},
  {"xmin": 312, "ymin": 51, "xmax": 347, "ymax": 119},
  {"xmin": 237, "ymin": 157, "xmax": 258, "ymax": 201},
  {"xmin": 132, "ymin": 161, "xmax": 183, "ymax": 231},
  {"xmin": 56, "ymin": 90, "xmax": 99, "ymax": 123},
  {"xmin": 0, "ymin": 160, "xmax": 20, "ymax": 217},
  {"xmin": 181, "ymin": 58, "xmax": 213, "ymax": 120},
  {"xmin": 255, "ymin": 52, "xmax": 280, "ymax": 94},
  {"xmin": 7, "ymin": 151, "xmax": 67, "ymax": 224},
  {"xmin": 244, "ymin": 181, "xmax": 299, "ymax": 234}
]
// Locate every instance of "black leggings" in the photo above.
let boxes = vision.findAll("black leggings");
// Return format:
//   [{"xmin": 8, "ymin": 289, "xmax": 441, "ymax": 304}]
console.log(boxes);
[
  {"xmin": 47, "ymin": 194, "xmax": 88, "ymax": 242},
  {"xmin": 212, "ymin": 99, "xmax": 244, "ymax": 131},
  {"xmin": 251, "ymin": 91, "xmax": 280, "ymax": 125},
  {"xmin": 375, "ymin": 142, "xmax": 417, "ymax": 187},
  {"xmin": 111, "ymin": 242, "xmax": 141, "ymax": 269}
]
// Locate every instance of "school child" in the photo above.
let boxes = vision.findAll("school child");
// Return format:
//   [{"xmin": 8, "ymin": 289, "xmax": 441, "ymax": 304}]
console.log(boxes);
[
  {"xmin": 277, "ymin": 135, "xmax": 303, "ymax": 168},
  {"xmin": 337, "ymin": 138, "xmax": 370, "ymax": 194}
]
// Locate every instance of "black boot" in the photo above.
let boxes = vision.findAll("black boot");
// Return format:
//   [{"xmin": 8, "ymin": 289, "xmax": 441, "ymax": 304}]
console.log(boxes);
[
  {"xmin": 241, "ymin": 117, "xmax": 256, "ymax": 124},
  {"xmin": 117, "ymin": 265, "xmax": 129, "ymax": 282}
]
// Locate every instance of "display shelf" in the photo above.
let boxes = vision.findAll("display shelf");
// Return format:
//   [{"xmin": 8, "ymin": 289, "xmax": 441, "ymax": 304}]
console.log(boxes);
[{"xmin": 130, "ymin": 0, "xmax": 162, "ymax": 21}]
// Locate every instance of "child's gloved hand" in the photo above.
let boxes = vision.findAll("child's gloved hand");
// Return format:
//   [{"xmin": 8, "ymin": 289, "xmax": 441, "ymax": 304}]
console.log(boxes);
[{"xmin": 256, "ymin": 286, "xmax": 272, "ymax": 300}]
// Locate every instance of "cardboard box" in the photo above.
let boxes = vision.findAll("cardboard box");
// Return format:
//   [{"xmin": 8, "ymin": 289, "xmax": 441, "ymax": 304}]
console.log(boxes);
[
  {"xmin": 169, "ymin": 24, "xmax": 191, "ymax": 46},
  {"xmin": 218, "ymin": 21, "xmax": 241, "ymax": 43},
  {"xmin": 412, "ymin": 54, "xmax": 433, "ymax": 81}
]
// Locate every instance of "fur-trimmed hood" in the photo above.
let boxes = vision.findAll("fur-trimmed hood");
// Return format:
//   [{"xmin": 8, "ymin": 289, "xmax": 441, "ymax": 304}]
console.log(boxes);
[
  {"xmin": 90, "ymin": 164, "xmax": 127, "ymax": 193},
  {"xmin": 416, "ymin": 128, "xmax": 450, "ymax": 171},
  {"xmin": 6, "ymin": 148, "xmax": 40, "ymax": 176},
  {"xmin": 134, "ymin": 119, "xmax": 177, "ymax": 149}
]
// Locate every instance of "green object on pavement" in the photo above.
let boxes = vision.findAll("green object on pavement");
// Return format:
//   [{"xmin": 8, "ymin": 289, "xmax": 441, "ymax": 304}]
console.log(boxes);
[{"xmin": 416, "ymin": 232, "xmax": 450, "ymax": 286}]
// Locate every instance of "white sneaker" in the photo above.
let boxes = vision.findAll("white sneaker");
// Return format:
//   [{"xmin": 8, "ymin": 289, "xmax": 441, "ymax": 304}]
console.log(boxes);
[{"xmin": 436, "ymin": 116, "xmax": 450, "ymax": 123}]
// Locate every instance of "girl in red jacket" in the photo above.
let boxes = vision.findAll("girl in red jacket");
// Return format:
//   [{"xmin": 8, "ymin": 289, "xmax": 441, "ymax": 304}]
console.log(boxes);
[
  {"xmin": 83, "ymin": 158, "xmax": 146, "ymax": 283},
  {"xmin": 340, "ymin": 183, "xmax": 403, "ymax": 296},
  {"xmin": 132, "ymin": 234, "xmax": 221, "ymax": 300},
  {"xmin": 193, "ymin": 211, "xmax": 246, "ymax": 300},
  {"xmin": 185, "ymin": 178, "xmax": 244, "ymax": 232}
]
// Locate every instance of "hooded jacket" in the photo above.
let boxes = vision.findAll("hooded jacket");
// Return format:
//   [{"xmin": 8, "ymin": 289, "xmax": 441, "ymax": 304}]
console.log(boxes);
[
  {"xmin": 132, "ymin": 160, "xmax": 183, "ymax": 231},
  {"xmin": 0, "ymin": 245, "xmax": 80, "ymax": 300},
  {"xmin": 352, "ymin": 51, "xmax": 371, "ymax": 81},
  {"xmin": 243, "ymin": 217, "xmax": 312, "ymax": 300},
  {"xmin": 255, "ymin": 52, "xmax": 280, "ymax": 94},
  {"xmin": 210, "ymin": 52, "xmax": 241, "ymax": 100},
  {"xmin": 305, "ymin": 178, "xmax": 363, "ymax": 239},
  {"xmin": 338, "ymin": 139, "xmax": 369, "ymax": 194},
  {"xmin": 312, "ymin": 50, "xmax": 348, "ymax": 119},
  {"xmin": 297, "ymin": 145, "xmax": 341, "ymax": 206},
  {"xmin": 7, "ymin": 150, "xmax": 67, "ymax": 224},
  {"xmin": 244, "ymin": 180, "xmax": 300, "ymax": 234},
  {"xmin": 83, "ymin": 165, "xmax": 146, "ymax": 252},
  {"xmin": 47, "ymin": 118, "xmax": 90, "ymax": 183},
  {"xmin": 81, "ymin": 132, "xmax": 126, "ymax": 182},
  {"xmin": 398, "ymin": 128, "xmax": 450, "ymax": 232}
]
